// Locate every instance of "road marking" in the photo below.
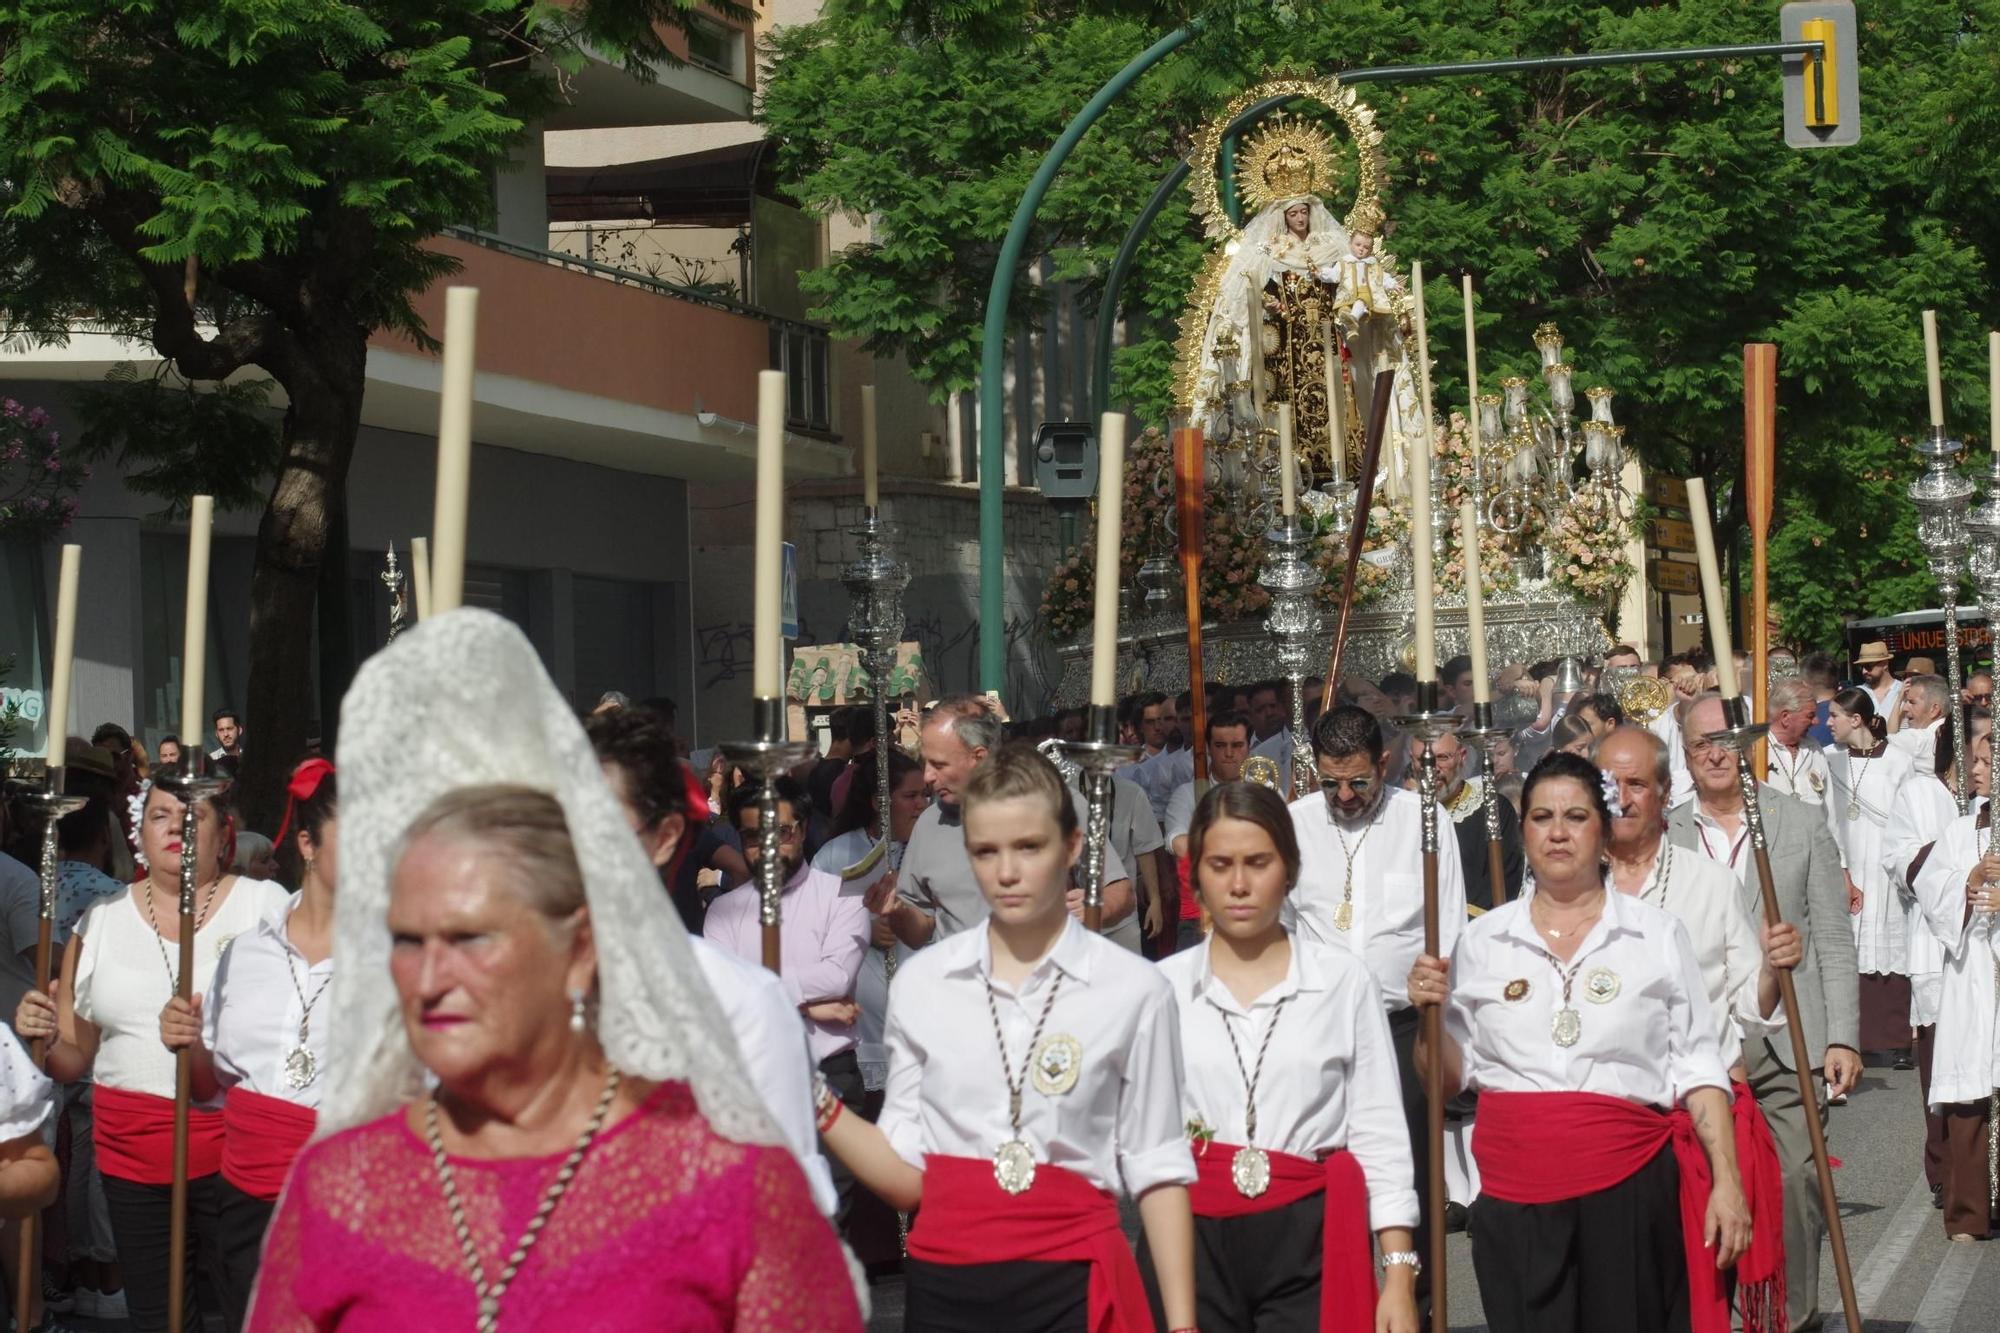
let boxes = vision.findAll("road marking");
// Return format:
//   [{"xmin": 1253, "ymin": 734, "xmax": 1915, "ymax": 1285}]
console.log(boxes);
[
  {"xmin": 1837, "ymin": 1173, "xmax": 1933, "ymax": 1324},
  {"xmin": 1908, "ymin": 1234, "xmax": 1983, "ymax": 1333}
]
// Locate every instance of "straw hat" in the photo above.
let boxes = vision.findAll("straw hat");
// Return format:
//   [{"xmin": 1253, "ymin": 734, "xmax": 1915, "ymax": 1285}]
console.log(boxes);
[
  {"xmin": 1904, "ymin": 656, "xmax": 1938, "ymax": 677},
  {"xmin": 1852, "ymin": 641, "xmax": 1893, "ymax": 666}
]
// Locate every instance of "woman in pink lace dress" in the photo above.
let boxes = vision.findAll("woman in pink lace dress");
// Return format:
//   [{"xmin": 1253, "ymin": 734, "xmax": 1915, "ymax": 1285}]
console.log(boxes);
[{"xmin": 246, "ymin": 612, "xmax": 859, "ymax": 1332}]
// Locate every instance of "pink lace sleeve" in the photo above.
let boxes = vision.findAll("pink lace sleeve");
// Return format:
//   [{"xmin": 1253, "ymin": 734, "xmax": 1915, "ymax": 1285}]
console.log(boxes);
[
  {"xmin": 244, "ymin": 1155, "xmax": 321, "ymax": 1332},
  {"xmin": 733, "ymin": 1147, "xmax": 862, "ymax": 1331}
]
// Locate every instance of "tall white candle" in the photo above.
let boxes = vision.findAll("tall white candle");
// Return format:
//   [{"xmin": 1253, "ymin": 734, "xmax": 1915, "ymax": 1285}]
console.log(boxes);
[
  {"xmin": 1408, "ymin": 262, "xmax": 1437, "ymax": 682},
  {"xmin": 409, "ymin": 537, "xmax": 432, "ymax": 621},
  {"xmin": 1276, "ymin": 402, "xmax": 1297, "ymax": 518},
  {"xmin": 1923, "ymin": 309, "xmax": 1946, "ymax": 429},
  {"xmin": 1686, "ymin": 478, "xmax": 1739, "ymax": 698},
  {"xmin": 1989, "ymin": 331, "xmax": 1999, "ymax": 456},
  {"xmin": 754, "ymin": 370, "xmax": 788, "ymax": 700},
  {"xmin": 430, "ymin": 287, "xmax": 479, "ymax": 614},
  {"xmin": 181, "ymin": 496, "xmax": 214, "ymax": 751},
  {"xmin": 1462, "ymin": 274, "xmax": 1482, "ymax": 460},
  {"xmin": 860, "ymin": 384, "xmax": 879, "ymax": 510},
  {"xmin": 1458, "ymin": 502, "xmax": 1490, "ymax": 704},
  {"xmin": 1089, "ymin": 412, "xmax": 1128, "ymax": 707},
  {"xmin": 1322, "ymin": 321, "xmax": 1346, "ymax": 484},
  {"xmin": 44, "ymin": 544, "xmax": 81, "ymax": 771}
]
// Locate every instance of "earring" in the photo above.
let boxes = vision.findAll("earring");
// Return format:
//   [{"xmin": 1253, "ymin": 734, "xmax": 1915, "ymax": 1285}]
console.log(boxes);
[{"xmin": 568, "ymin": 987, "xmax": 588, "ymax": 1034}]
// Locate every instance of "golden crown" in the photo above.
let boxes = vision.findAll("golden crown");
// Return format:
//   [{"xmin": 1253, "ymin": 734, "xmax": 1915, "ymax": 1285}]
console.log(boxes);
[{"xmin": 1238, "ymin": 112, "xmax": 1341, "ymax": 216}]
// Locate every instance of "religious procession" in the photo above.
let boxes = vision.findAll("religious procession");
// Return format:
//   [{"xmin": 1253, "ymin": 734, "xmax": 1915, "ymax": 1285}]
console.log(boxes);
[{"xmin": 1, "ymin": 3, "xmax": 1997, "ymax": 1332}]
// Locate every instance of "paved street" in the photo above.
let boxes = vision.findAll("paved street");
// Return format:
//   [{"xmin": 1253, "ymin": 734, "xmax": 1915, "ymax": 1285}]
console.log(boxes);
[{"xmin": 862, "ymin": 1061, "xmax": 2000, "ymax": 1331}]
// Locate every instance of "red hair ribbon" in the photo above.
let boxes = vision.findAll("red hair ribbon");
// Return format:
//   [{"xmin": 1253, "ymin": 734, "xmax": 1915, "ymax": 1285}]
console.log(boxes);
[{"xmin": 273, "ymin": 758, "xmax": 336, "ymax": 847}]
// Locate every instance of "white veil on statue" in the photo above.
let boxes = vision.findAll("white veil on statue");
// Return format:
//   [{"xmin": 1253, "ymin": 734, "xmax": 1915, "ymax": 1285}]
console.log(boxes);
[
  {"xmin": 1188, "ymin": 194, "xmax": 1351, "ymax": 432},
  {"xmin": 319, "ymin": 609, "xmax": 779, "ymax": 1149}
]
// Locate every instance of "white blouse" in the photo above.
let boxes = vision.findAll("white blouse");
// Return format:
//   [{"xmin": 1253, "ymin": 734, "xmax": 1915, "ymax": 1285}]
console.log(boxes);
[
  {"xmin": 201, "ymin": 900, "xmax": 332, "ymax": 1109},
  {"xmin": 878, "ymin": 916, "xmax": 1195, "ymax": 1198},
  {"xmin": 1446, "ymin": 887, "xmax": 1729, "ymax": 1108},
  {"xmin": 1629, "ymin": 841, "xmax": 1783, "ymax": 1070},
  {"xmin": 1287, "ymin": 788, "xmax": 1468, "ymax": 1013},
  {"xmin": 0, "ymin": 1029, "xmax": 53, "ymax": 1143},
  {"xmin": 1908, "ymin": 805, "xmax": 2000, "ymax": 1108},
  {"xmin": 74, "ymin": 879, "xmax": 292, "ymax": 1101},
  {"xmin": 1160, "ymin": 936, "xmax": 1418, "ymax": 1232}
]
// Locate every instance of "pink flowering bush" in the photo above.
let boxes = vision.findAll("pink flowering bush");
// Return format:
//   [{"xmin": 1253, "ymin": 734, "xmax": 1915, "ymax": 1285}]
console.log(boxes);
[{"xmin": 0, "ymin": 398, "xmax": 87, "ymax": 540}]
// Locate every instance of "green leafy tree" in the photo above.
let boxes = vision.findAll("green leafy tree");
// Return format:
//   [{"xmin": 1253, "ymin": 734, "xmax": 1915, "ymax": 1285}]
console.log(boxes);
[
  {"xmin": 765, "ymin": 0, "xmax": 2000, "ymax": 652},
  {"xmin": 0, "ymin": 0, "xmax": 745, "ymax": 828}
]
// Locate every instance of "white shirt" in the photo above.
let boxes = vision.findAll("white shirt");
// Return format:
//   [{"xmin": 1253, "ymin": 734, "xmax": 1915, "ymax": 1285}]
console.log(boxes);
[
  {"xmin": 1888, "ymin": 716, "xmax": 1944, "ymax": 775},
  {"xmin": 811, "ymin": 830, "xmax": 913, "ymax": 1053},
  {"xmin": 202, "ymin": 899, "xmax": 333, "ymax": 1109},
  {"xmin": 0, "ymin": 1031, "xmax": 52, "ymax": 1144},
  {"xmin": 1286, "ymin": 787, "xmax": 1468, "ymax": 1012},
  {"xmin": 1908, "ymin": 805, "xmax": 2000, "ymax": 1107},
  {"xmin": 1866, "ymin": 679, "xmax": 1905, "ymax": 731},
  {"xmin": 1626, "ymin": 840, "xmax": 1783, "ymax": 1070},
  {"xmin": 1686, "ymin": 801, "xmax": 1753, "ymax": 888},
  {"xmin": 1161, "ymin": 936, "xmax": 1418, "ymax": 1232},
  {"xmin": 688, "ymin": 936, "xmax": 840, "ymax": 1218},
  {"xmin": 878, "ymin": 916, "xmax": 1196, "ymax": 1198},
  {"xmin": 1446, "ymin": 888, "xmax": 1730, "ymax": 1107},
  {"xmin": 1766, "ymin": 738, "xmax": 1843, "ymax": 859},
  {"xmin": 73, "ymin": 878, "xmax": 292, "ymax": 1101}
]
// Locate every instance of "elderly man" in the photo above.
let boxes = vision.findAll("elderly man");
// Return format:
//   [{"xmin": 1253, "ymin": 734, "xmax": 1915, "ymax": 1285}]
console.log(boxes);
[
  {"xmin": 1670, "ymin": 692, "xmax": 1860, "ymax": 1333},
  {"xmin": 872, "ymin": 695, "xmax": 1133, "ymax": 946},
  {"xmin": 1766, "ymin": 674, "xmax": 1842, "ymax": 848},
  {"xmin": 1429, "ymin": 729, "xmax": 1520, "ymax": 910},
  {"xmin": 1891, "ymin": 673, "xmax": 1951, "ymax": 776}
]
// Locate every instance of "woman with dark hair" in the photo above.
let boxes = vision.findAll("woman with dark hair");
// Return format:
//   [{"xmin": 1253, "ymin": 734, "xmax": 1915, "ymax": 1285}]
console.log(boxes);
[
  {"xmin": 819, "ymin": 743, "xmax": 1198, "ymax": 1332},
  {"xmin": 15, "ymin": 780, "xmax": 288, "ymax": 1333},
  {"xmin": 1407, "ymin": 751, "xmax": 1751, "ymax": 1333},
  {"xmin": 1826, "ymin": 685, "xmax": 1918, "ymax": 1060},
  {"xmin": 159, "ymin": 759, "xmax": 336, "ymax": 1330},
  {"xmin": 1151, "ymin": 781, "xmax": 1417, "ymax": 1332}
]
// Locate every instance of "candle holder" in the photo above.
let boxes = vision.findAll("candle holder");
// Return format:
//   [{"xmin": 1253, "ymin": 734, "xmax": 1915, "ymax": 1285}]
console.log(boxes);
[
  {"xmin": 1910, "ymin": 423, "xmax": 1975, "ymax": 812},
  {"xmin": 1391, "ymin": 681, "xmax": 1465, "ymax": 859},
  {"xmin": 381, "ymin": 546, "xmax": 408, "ymax": 644},
  {"xmin": 1061, "ymin": 705, "xmax": 1141, "ymax": 927},
  {"xmin": 840, "ymin": 505, "xmax": 909, "ymax": 972},
  {"xmin": 1699, "ymin": 695, "xmax": 1774, "ymax": 851},
  {"xmin": 155, "ymin": 759, "xmax": 234, "ymax": 952},
  {"xmin": 1259, "ymin": 516, "xmax": 1324, "ymax": 799},
  {"xmin": 719, "ymin": 699, "xmax": 816, "ymax": 969},
  {"xmin": 1457, "ymin": 700, "xmax": 1512, "ymax": 855},
  {"xmin": 13, "ymin": 780, "xmax": 89, "ymax": 936}
]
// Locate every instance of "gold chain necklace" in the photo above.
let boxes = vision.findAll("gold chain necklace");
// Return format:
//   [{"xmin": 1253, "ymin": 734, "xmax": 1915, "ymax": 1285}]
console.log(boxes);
[{"xmin": 426, "ymin": 1069, "xmax": 622, "ymax": 1333}]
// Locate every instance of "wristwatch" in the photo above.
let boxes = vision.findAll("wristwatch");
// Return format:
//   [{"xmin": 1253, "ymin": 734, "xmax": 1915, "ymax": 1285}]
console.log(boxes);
[{"xmin": 1382, "ymin": 1250, "xmax": 1422, "ymax": 1276}]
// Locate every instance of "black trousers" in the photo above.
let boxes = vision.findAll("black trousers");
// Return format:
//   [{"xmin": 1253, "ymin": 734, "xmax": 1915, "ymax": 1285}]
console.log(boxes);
[
  {"xmin": 819, "ymin": 1048, "xmax": 866, "ymax": 1230},
  {"xmin": 1386, "ymin": 1007, "xmax": 1433, "ymax": 1310},
  {"xmin": 102, "ymin": 1172, "xmax": 230, "ymax": 1333},
  {"xmin": 1139, "ymin": 1190, "xmax": 1324, "ymax": 1332},
  {"xmin": 216, "ymin": 1179, "xmax": 277, "ymax": 1332},
  {"xmin": 904, "ymin": 1257, "xmax": 1090, "ymax": 1332},
  {"xmin": 1468, "ymin": 1142, "xmax": 1689, "ymax": 1333}
]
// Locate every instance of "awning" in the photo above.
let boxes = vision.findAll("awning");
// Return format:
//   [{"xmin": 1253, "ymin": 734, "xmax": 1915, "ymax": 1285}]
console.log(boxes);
[{"xmin": 546, "ymin": 140, "xmax": 790, "ymax": 227}]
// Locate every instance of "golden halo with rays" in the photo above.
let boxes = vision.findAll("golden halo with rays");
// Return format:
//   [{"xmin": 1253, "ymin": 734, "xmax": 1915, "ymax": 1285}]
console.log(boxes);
[
  {"xmin": 1186, "ymin": 75, "xmax": 1388, "ymax": 244},
  {"xmin": 1236, "ymin": 111, "xmax": 1342, "ymax": 218}
]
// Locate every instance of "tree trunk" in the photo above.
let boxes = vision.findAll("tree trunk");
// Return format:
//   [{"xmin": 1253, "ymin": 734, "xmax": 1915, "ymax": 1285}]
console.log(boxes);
[
  {"xmin": 235, "ymin": 327, "xmax": 369, "ymax": 835},
  {"xmin": 316, "ymin": 495, "xmax": 354, "ymax": 758}
]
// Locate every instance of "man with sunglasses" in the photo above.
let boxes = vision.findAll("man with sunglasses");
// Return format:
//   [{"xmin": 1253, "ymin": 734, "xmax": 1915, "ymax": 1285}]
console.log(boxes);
[{"xmin": 1286, "ymin": 705, "xmax": 1466, "ymax": 1313}]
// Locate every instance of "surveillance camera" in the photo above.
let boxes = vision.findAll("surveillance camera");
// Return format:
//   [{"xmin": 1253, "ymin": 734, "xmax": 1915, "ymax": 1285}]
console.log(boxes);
[{"xmin": 696, "ymin": 410, "xmax": 718, "ymax": 428}]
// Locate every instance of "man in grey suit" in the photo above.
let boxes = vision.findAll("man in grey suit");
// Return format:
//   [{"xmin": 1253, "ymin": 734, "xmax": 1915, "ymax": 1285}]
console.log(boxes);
[{"xmin": 1669, "ymin": 694, "xmax": 1862, "ymax": 1331}]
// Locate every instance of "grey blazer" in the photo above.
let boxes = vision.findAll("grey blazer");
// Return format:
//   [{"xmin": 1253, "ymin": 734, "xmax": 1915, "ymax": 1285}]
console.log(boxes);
[{"xmin": 1666, "ymin": 784, "xmax": 1860, "ymax": 1069}]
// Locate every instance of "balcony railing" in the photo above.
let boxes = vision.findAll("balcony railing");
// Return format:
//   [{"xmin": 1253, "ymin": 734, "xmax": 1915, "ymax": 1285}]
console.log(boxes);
[{"xmin": 443, "ymin": 225, "xmax": 832, "ymax": 434}]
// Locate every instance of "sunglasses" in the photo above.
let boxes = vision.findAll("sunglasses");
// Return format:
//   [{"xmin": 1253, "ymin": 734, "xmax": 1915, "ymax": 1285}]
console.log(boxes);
[{"xmin": 1318, "ymin": 776, "xmax": 1378, "ymax": 796}]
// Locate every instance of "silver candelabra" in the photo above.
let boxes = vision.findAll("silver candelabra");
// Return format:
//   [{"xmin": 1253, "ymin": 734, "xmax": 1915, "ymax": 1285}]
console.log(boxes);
[
  {"xmin": 1259, "ymin": 515, "xmax": 1323, "ymax": 799},
  {"xmin": 840, "ymin": 506, "xmax": 909, "ymax": 972},
  {"xmin": 1915, "ymin": 425, "xmax": 1976, "ymax": 812}
]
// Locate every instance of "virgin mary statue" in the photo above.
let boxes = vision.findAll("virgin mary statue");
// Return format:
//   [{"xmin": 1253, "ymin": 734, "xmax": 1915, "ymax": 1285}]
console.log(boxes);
[{"xmin": 1178, "ymin": 106, "xmax": 1427, "ymax": 501}]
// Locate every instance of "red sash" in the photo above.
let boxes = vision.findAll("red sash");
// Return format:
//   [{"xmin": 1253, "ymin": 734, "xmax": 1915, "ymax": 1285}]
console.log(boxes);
[
  {"xmin": 1731, "ymin": 1082, "xmax": 1788, "ymax": 1333},
  {"xmin": 1189, "ymin": 1144, "xmax": 1377, "ymax": 1333},
  {"xmin": 1473, "ymin": 1090, "xmax": 1724, "ymax": 1333},
  {"xmin": 94, "ymin": 1085, "xmax": 225, "ymax": 1185},
  {"xmin": 909, "ymin": 1155, "xmax": 1151, "ymax": 1333},
  {"xmin": 221, "ymin": 1089, "xmax": 318, "ymax": 1201}
]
